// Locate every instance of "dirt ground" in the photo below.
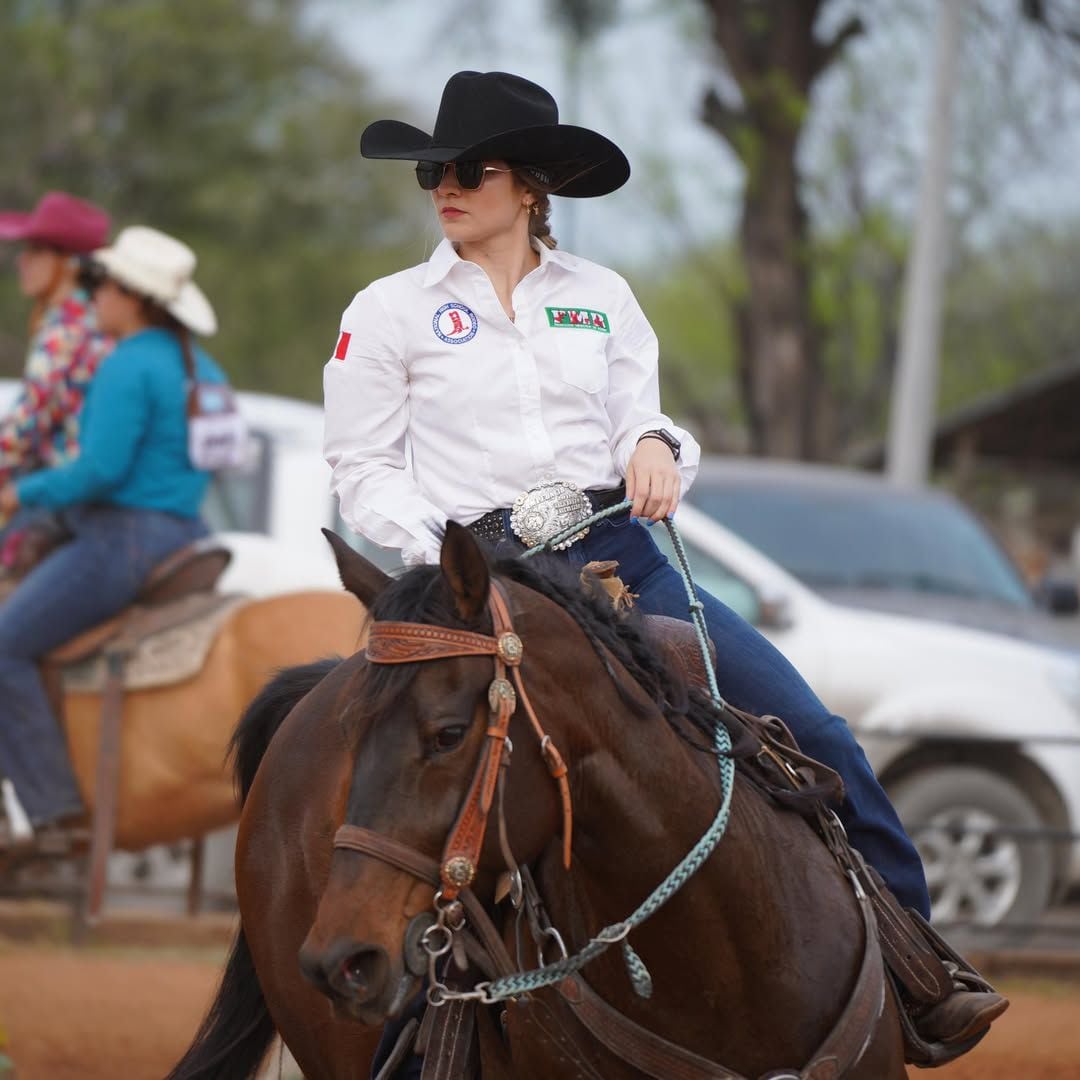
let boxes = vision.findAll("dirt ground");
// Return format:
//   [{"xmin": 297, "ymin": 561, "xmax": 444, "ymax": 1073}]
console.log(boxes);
[{"xmin": 0, "ymin": 939, "xmax": 1078, "ymax": 1079}]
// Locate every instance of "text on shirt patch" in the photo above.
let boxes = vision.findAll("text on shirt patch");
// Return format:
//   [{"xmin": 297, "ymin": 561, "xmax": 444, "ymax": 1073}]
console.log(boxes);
[
  {"xmin": 333, "ymin": 331, "xmax": 352, "ymax": 360},
  {"xmin": 433, "ymin": 302, "xmax": 479, "ymax": 344},
  {"xmin": 545, "ymin": 307, "xmax": 611, "ymax": 333}
]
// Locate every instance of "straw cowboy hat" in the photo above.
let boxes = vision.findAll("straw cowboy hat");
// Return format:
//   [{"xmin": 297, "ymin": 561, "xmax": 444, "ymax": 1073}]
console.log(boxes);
[
  {"xmin": 0, "ymin": 191, "xmax": 110, "ymax": 253},
  {"xmin": 93, "ymin": 226, "xmax": 217, "ymax": 337},
  {"xmin": 361, "ymin": 70, "xmax": 630, "ymax": 198}
]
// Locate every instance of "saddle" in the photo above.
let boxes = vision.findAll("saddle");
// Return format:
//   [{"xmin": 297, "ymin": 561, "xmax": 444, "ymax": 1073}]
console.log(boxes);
[
  {"xmin": 40, "ymin": 538, "xmax": 236, "ymax": 706},
  {"xmin": 13, "ymin": 537, "xmax": 239, "ymax": 921}
]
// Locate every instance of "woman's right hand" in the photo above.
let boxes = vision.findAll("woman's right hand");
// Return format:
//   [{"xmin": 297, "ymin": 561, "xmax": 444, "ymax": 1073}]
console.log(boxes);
[{"xmin": 626, "ymin": 439, "xmax": 680, "ymax": 523}]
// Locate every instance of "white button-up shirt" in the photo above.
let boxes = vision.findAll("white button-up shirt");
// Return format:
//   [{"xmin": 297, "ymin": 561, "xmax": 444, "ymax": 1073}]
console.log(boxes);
[{"xmin": 324, "ymin": 238, "xmax": 700, "ymax": 565}]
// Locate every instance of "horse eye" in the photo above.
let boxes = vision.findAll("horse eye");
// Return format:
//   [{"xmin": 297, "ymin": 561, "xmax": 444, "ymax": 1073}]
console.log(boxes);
[{"xmin": 433, "ymin": 725, "xmax": 467, "ymax": 753}]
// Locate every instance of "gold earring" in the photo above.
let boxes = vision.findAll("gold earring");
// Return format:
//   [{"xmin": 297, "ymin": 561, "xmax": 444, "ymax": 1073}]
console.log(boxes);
[{"xmin": 528, "ymin": 202, "xmax": 539, "ymax": 217}]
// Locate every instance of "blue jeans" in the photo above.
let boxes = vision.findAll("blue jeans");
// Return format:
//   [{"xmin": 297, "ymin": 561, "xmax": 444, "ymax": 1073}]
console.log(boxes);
[
  {"xmin": 0, "ymin": 505, "xmax": 208, "ymax": 827},
  {"xmin": 492, "ymin": 510, "xmax": 931, "ymax": 917},
  {"xmin": 0, "ymin": 506, "xmax": 62, "ymax": 553}
]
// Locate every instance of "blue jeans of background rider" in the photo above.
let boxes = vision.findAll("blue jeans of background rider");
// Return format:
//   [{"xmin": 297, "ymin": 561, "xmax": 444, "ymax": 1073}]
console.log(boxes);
[
  {"xmin": 0, "ymin": 506, "xmax": 56, "ymax": 552},
  {"xmin": 0, "ymin": 504, "xmax": 208, "ymax": 827},
  {"xmin": 493, "ymin": 509, "xmax": 931, "ymax": 918}
]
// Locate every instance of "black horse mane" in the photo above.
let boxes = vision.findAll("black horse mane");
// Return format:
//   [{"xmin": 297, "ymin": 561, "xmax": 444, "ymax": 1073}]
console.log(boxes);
[
  {"xmin": 353, "ymin": 548, "xmax": 756, "ymax": 763},
  {"xmin": 349, "ymin": 548, "xmax": 841, "ymax": 817},
  {"xmin": 230, "ymin": 657, "xmax": 340, "ymax": 801}
]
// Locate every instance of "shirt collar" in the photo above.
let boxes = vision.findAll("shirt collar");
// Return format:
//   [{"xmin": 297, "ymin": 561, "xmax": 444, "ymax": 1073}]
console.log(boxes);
[
  {"xmin": 535, "ymin": 240, "xmax": 582, "ymax": 274},
  {"xmin": 422, "ymin": 238, "xmax": 460, "ymax": 287},
  {"xmin": 422, "ymin": 236, "xmax": 582, "ymax": 288}
]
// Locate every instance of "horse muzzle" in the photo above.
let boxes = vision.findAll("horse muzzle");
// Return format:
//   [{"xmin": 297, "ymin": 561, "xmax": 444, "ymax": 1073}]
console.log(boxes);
[{"xmin": 298, "ymin": 937, "xmax": 410, "ymax": 1023}]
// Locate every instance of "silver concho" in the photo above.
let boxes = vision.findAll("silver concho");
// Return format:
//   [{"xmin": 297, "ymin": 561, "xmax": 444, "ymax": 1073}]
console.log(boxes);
[
  {"xmin": 488, "ymin": 677, "xmax": 517, "ymax": 712},
  {"xmin": 509, "ymin": 480, "xmax": 591, "ymax": 550},
  {"xmin": 443, "ymin": 855, "xmax": 476, "ymax": 888},
  {"xmin": 496, "ymin": 632, "xmax": 523, "ymax": 664}
]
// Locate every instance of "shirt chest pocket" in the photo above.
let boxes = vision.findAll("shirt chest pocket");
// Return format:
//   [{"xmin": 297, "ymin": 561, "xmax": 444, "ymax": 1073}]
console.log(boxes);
[{"xmin": 556, "ymin": 333, "xmax": 609, "ymax": 395}]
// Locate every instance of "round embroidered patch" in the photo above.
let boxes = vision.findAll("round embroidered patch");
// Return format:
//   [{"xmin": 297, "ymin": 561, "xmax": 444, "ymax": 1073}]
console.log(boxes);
[{"xmin": 433, "ymin": 302, "xmax": 479, "ymax": 344}]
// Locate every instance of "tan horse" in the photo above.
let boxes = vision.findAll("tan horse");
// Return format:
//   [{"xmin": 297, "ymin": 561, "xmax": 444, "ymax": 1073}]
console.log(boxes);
[{"xmin": 45, "ymin": 590, "xmax": 362, "ymax": 852}]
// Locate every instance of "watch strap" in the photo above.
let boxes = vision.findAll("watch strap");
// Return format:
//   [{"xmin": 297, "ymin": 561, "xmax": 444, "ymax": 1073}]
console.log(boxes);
[{"xmin": 637, "ymin": 429, "xmax": 681, "ymax": 461}]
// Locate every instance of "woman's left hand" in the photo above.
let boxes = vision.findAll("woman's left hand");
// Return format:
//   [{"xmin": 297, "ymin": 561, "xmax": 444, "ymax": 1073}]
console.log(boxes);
[
  {"xmin": 0, "ymin": 483, "xmax": 19, "ymax": 519},
  {"xmin": 626, "ymin": 439, "xmax": 680, "ymax": 523}
]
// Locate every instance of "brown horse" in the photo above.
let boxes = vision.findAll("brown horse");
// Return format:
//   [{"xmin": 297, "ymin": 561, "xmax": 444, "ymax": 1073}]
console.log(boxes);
[
  {"xmin": 167, "ymin": 649, "xmax": 384, "ymax": 1079},
  {"xmin": 170, "ymin": 524, "xmax": 905, "ymax": 1078}
]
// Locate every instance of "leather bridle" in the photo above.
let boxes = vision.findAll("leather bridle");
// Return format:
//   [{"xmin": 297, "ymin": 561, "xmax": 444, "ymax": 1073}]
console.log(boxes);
[{"xmin": 333, "ymin": 580, "xmax": 573, "ymax": 900}]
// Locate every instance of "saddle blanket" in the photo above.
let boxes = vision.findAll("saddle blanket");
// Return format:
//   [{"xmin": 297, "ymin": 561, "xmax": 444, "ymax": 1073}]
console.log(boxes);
[{"xmin": 61, "ymin": 593, "xmax": 250, "ymax": 694}]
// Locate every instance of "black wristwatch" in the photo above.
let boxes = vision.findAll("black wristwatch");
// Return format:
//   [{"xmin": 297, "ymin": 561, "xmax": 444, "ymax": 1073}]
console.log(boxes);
[{"xmin": 637, "ymin": 428, "xmax": 681, "ymax": 462}]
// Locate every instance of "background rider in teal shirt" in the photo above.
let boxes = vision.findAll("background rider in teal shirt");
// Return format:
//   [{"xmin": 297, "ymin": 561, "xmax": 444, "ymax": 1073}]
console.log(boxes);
[
  {"xmin": 16, "ymin": 326, "xmax": 226, "ymax": 516},
  {"xmin": 0, "ymin": 226, "xmax": 233, "ymax": 850}
]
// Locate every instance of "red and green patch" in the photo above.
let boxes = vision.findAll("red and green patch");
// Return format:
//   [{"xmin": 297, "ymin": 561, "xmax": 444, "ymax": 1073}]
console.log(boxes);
[{"xmin": 545, "ymin": 307, "xmax": 610, "ymax": 333}]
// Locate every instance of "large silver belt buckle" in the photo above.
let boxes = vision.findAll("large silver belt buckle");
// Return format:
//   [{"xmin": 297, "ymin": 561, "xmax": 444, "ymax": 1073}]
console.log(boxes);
[{"xmin": 510, "ymin": 480, "xmax": 591, "ymax": 550}]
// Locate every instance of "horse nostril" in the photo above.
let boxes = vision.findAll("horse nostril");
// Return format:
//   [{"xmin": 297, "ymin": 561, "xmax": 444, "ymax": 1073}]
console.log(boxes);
[
  {"xmin": 302, "ymin": 939, "xmax": 390, "ymax": 1005},
  {"xmin": 337, "ymin": 944, "xmax": 389, "ymax": 1001}
]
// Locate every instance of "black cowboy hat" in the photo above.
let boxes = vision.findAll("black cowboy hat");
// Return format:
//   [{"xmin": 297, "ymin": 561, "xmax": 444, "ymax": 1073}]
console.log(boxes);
[{"xmin": 360, "ymin": 70, "xmax": 630, "ymax": 199}]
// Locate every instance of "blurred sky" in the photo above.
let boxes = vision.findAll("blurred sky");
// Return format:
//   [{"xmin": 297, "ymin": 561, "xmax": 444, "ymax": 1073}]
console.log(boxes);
[{"xmin": 313, "ymin": 0, "xmax": 1080, "ymax": 269}]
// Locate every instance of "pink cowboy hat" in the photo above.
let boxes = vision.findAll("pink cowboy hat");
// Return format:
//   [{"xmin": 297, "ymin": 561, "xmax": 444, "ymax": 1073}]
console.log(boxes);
[{"xmin": 0, "ymin": 191, "xmax": 111, "ymax": 253}]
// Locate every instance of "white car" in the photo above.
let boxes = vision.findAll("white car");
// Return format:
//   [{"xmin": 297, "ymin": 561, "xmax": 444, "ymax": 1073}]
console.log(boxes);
[{"xmin": 653, "ymin": 500, "xmax": 1080, "ymax": 930}]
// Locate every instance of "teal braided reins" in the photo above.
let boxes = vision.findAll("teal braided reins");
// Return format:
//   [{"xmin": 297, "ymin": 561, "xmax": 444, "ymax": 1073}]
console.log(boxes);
[{"xmin": 474, "ymin": 499, "xmax": 736, "ymax": 1002}]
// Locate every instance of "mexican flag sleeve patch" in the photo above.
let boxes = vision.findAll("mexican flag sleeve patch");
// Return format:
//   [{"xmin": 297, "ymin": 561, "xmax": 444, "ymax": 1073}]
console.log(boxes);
[{"xmin": 333, "ymin": 331, "xmax": 352, "ymax": 361}]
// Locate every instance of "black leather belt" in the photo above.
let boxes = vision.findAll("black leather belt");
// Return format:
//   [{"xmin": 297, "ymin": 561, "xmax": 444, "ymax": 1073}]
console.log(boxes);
[{"xmin": 468, "ymin": 484, "xmax": 626, "ymax": 547}]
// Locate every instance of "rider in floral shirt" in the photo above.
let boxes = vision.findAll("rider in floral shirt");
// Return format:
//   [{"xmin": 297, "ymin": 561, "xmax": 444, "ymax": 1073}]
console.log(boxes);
[
  {"xmin": 0, "ymin": 288, "xmax": 111, "ymax": 486},
  {"xmin": 0, "ymin": 192, "xmax": 112, "ymax": 489}
]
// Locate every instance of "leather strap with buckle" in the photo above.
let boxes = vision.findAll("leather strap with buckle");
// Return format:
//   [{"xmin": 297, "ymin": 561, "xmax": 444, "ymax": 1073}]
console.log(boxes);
[{"xmin": 468, "ymin": 483, "xmax": 626, "ymax": 549}]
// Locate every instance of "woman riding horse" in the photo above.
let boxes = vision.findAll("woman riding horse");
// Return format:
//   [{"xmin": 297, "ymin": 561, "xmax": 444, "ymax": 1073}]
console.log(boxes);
[
  {"xmin": 322, "ymin": 71, "xmax": 1005, "ymax": 1070},
  {"xmin": 0, "ymin": 226, "xmax": 233, "ymax": 851}
]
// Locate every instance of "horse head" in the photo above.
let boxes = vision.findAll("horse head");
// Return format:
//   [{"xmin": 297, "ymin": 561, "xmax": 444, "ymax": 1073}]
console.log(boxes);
[{"xmin": 299, "ymin": 523, "xmax": 593, "ymax": 1024}]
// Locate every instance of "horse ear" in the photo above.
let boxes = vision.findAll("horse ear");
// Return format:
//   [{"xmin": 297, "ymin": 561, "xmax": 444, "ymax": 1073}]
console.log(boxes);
[
  {"xmin": 440, "ymin": 521, "xmax": 490, "ymax": 620},
  {"xmin": 321, "ymin": 528, "xmax": 392, "ymax": 606}
]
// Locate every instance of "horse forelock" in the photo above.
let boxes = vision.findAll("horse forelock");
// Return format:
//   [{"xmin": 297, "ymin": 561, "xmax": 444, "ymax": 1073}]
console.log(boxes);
[{"xmin": 340, "ymin": 562, "xmax": 488, "ymax": 742}]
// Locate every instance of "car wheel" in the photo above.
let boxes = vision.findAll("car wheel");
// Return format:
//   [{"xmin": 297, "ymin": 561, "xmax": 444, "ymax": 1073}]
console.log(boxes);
[{"xmin": 888, "ymin": 765, "xmax": 1054, "ymax": 928}]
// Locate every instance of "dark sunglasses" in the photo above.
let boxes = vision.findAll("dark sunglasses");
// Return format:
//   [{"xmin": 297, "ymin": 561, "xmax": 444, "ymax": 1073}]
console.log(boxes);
[
  {"xmin": 415, "ymin": 160, "xmax": 514, "ymax": 191},
  {"xmin": 78, "ymin": 261, "xmax": 108, "ymax": 292},
  {"xmin": 79, "ymin": 261, "xmax": 140, "ymax": 298}
]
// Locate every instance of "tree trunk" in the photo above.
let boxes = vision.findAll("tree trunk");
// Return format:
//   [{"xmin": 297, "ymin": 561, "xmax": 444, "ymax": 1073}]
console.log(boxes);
[
  {"xmin": 735, "ymin": 129, "xmax": 818, "ymax": 457},
  {"xmin": 701, "ymin": 0, "xmax": 862, "ymax": 458}
]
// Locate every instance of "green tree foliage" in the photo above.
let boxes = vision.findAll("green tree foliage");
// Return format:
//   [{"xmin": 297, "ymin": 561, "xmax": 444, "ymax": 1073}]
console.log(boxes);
[
  {"xmin": 810, "ymin": 209, "xmax": 908, "ymax": 453},
  {"xmin": 941, "ymin": 222, "xmax": 1080, "ymax": 412},
  {"xmin": 629, "ymin": 246, "xmax": 744, "ymax": 451},
  {"xmin": 0, "ymin": 0, "xmax": 423, "ymax": 398}
]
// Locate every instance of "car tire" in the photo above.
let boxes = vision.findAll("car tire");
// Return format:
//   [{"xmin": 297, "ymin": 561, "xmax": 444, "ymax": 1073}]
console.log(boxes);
[{"xmin": 888, "ymin": 765, "xmax": 1054, "ymax": 929}]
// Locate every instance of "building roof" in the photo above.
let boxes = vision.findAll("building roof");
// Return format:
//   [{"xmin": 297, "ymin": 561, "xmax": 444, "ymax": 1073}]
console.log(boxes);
[{"xmin": 857, "ymin": 361, "xmax": 1080, "ymax": 468}]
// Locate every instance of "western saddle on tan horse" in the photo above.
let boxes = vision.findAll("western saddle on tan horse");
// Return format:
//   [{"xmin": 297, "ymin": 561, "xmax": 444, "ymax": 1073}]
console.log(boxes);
[{"xmin": 0, "ymin": 531, "xmax": 363, "ymax": 933}]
